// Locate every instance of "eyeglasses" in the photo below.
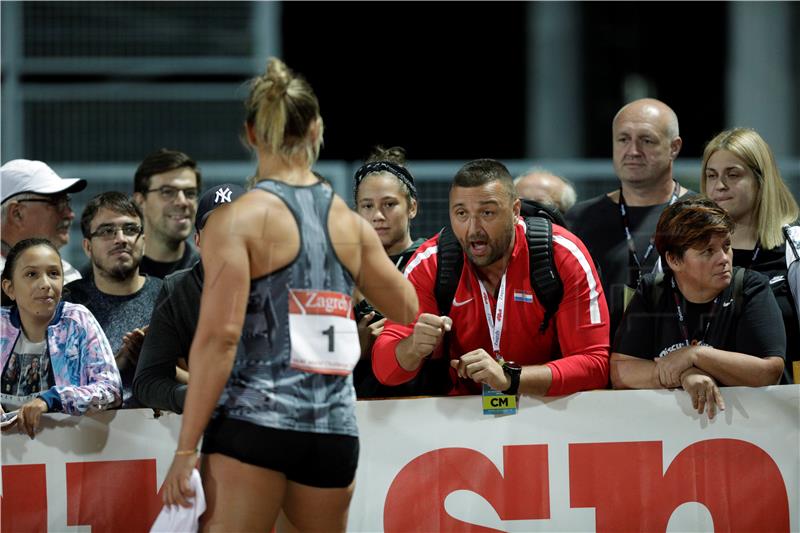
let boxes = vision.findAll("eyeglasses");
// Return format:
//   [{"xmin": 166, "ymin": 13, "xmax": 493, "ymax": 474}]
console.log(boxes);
[
  {"xmin": 145, "ymin": 186, "xmax": 198, "ymax": 202},
  {"xmin": 89, "ymin": 223, "xmax": 144, "ymax": 240},
  {"xmin": 16, "ymin": 195, "xmax": 71, "ymax": 211}
]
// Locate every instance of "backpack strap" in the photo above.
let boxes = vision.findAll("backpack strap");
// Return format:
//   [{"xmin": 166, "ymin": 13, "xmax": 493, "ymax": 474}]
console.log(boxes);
[
  {"xmin": 434, "ymin": 225, "xmax": 464, "ymax": 318},
  {"xmin": 435, "ymin": 211, "xmax": 565, "ymax": 334},
  {"xmin": 519, "ymin": 198, "xmax": 568, "ymax": 227},
  {"xmin": 649, "ymin": 269, "xmax": 745, "ymax": 319},
  {"xmin": 524, "ymin": 216, "xmax": 563, "ymax": 333},
  {"xmin": 783, "ymin": 225, "xmax": 800, "ymax": 264}
]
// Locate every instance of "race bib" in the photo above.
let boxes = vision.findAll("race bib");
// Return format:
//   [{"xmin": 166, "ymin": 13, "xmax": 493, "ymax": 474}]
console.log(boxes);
[{"xmin": 288, "ymin": 289, "xmax": 360, "ymax": 375}]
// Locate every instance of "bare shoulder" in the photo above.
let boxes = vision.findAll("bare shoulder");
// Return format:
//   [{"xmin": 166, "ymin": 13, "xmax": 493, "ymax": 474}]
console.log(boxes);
[
  {"xmin": 221, "ymin": 188, "xmax": 297, "ymax": 240},
  {"xmin": 328, "ymin": 194, "xmax": 365, "ymax": 243},
  {"xmin": 209, "ymin": 188, "xmax": 300, "ymax": 277}
]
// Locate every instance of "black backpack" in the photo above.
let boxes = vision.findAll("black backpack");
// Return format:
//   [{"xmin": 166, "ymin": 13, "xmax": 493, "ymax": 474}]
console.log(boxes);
[{"xmin": 434, "ymin": 199, "xmax": 566, "ymax": 333}]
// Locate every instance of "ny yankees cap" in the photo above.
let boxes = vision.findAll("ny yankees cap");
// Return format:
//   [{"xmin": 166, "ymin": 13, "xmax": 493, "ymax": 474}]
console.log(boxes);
[{"xmin": 195, "ymin": 182, "xmax": 246, "ymax": 232}]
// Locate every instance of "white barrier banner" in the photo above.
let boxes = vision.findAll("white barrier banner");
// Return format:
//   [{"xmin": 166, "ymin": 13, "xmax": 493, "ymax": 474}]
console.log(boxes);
[{"xmin": 2, "ymin": 386, "xmax": 799, "ymax": 532}]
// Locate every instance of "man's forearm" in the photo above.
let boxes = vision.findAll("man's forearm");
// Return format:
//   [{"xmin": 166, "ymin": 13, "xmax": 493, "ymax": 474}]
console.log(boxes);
[
  {"xmin": 518, "ymin": 365, "xmax": 553, "ymax": 396},
  {"xmin": 395, "ymin": 335, "xmax": 429, "ymax": 372}
]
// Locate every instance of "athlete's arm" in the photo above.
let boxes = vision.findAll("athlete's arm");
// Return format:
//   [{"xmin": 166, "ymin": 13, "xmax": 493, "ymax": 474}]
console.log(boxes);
[
  {"xmin": 163, "ymin": 199, "xmax": 253, "ymax": 507},
  {"xmin": 328, "ymin": 199, "xmax": 418, "ymax": 325},
  {"xmin": 373, "ymin": 237, "xmax": 442, "ymax": 385},
  {"xmin": 352, "ymin": 213, "xmax": 418, "ymax": 325}
]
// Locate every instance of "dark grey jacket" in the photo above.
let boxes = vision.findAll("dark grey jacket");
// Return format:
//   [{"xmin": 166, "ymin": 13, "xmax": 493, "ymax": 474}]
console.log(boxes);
[{"xmin": 132, "ymin": 262, "xmax": 202, "ymax": 413}]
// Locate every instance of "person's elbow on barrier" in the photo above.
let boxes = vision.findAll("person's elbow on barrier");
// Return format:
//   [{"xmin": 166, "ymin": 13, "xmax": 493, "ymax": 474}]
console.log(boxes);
[
  {"xmin": 609, "ymin": 352, "xmax": 659, "ymax": 390},
  {"xmin": 609, "ymin": 353, "xmax": 631, "ymax": 390}
]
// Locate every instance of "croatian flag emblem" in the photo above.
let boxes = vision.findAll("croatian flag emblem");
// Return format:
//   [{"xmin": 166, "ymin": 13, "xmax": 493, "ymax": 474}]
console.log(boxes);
[{"xmin": 514, "ymin": 291, "xmax": 533, "ymax": 303}]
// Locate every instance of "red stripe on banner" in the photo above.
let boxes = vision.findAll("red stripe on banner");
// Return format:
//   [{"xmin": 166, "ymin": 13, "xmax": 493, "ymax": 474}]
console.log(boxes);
[
  {"xmin": 66, "ymin": 459, "xmax": 163, "ymax": 533},
  {"xmin": 288, "ymin": 289, "xmax": 353, "ymax": 319},
  {"xmin": 1, "ymin": 464, "xmax": 47, "ymax": 533}
]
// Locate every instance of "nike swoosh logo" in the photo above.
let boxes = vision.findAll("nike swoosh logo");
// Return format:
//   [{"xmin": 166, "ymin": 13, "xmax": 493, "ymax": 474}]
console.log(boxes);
[
  {"xmin": 722, "ymin": 299, "xmax": 734, "ymax": 307},
  {"xmin": 452, "ymin": 298, "xmax": 474, "ymax": 307}
]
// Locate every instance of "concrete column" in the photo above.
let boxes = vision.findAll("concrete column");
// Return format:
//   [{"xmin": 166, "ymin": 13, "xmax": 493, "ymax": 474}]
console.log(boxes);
[
  {"xmin": 727, "ymin": 3, "xmax": 795, "ymax": 156},
  {"xmin": 251, "ymin": 2, "xmax": 282, "ymax": 74},
  {"xmin": 526, "ymin": 2, "xmax": 584, "ymax": 158},
  {"xmin": 1, "ymin": 2, "xmax": 24, "ymax": 161}
]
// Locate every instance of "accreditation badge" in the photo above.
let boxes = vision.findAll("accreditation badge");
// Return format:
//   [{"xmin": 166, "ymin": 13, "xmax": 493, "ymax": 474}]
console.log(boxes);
[
  {"xmin": 482, "ymin": 383, "xmax": 517, "ymax": 415},
  {"xmin": 623, "ymin": 284, "xmax": 637, "ymax": 311}
]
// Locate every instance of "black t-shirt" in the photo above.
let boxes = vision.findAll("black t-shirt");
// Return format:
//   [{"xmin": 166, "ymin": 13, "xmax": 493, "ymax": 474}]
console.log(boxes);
[
  {"xmin": 614, "ymin": 268, "xmax": 786, "ymax": 364},
  {"xmin": 566, "ymin": 194, "xmax": 679, "ymax": 340},
  {"xmin": 139, "ymin": 243, "xmax": 199, "ymax": 279},
  {"xmin": 353, "ymin": 237, "xmax": 436, "ymax": 399},
  {"xmin": 354, "ymin": 237, "xmax": 426, "ymax": 323},
  {"xmin": 733, "ymin": 243, "xmax": 799, "ymax": 383}
]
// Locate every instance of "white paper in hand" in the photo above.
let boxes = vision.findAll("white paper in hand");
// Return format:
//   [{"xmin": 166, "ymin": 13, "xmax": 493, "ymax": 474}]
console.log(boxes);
[{"xmin": 150, "ymin": 468, "xmax": 206, "ymax": 532}]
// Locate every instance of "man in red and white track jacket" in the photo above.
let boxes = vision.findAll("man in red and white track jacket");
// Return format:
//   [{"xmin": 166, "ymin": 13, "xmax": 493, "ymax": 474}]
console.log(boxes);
[{"xmin": 372, "ymin": 159, "xmax": 610, "ymax": 397}]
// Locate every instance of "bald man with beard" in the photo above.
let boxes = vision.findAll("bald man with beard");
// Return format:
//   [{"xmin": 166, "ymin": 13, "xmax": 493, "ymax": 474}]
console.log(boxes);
[{"xmin": 565, "ymin": 98, "xmax": 694, "ymax": 340}]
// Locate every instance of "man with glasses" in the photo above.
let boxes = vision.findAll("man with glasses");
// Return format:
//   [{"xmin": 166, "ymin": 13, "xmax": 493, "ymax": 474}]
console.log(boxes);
[
  {"xmin": 64, "ymin": 192, "xmax": 163, "ymax": 406},
  {"xmin": 133, "ymin": 183, "xmax": 246, "ymax": 413},
  {"xmin": 0, "ymin": 159, "xmax": 87, "ymax": 283},
  {"xmin": 132, "ymin": 148, "xmax": 201, "ymax": 278}
]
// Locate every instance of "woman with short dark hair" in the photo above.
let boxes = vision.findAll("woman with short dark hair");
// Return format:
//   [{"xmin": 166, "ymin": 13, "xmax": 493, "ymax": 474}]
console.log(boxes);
[{"xmin": 611, "ymin": 197, "xmax": 785, "ymax": 418}]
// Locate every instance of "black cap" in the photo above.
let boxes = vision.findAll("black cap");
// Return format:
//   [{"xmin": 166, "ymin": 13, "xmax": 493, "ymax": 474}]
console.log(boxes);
[{"xmin": 195, "ymin": 183, "xmax": 246, "ymax": 232}]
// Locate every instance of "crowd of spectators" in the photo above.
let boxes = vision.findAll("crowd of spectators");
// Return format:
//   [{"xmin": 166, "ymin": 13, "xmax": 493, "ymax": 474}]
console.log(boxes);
[
  {"xmin": 2, "ymin": 94, "xmax": 800, "ymax": 424},
  {"xmin": 3, "ymin": 53, "xmax": 799, "ymax": 530}
]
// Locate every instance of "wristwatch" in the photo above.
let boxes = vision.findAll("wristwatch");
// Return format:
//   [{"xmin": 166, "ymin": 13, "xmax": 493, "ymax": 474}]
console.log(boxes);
[{"xmin": 501, "ymin": 361, "xmax": 522, "ymax": 395}]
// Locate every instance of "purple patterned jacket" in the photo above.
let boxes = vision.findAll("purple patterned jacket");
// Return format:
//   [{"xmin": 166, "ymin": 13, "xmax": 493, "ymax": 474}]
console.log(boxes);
[{"xmin": 1, "ymin": 301, "xmax": 121, "ymax": 414}]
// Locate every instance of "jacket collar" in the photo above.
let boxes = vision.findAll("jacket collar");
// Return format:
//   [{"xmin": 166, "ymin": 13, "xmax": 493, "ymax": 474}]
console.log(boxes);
[{"xmin": 9, "ymin": 300, "xmax": 65, "ymax": 329}]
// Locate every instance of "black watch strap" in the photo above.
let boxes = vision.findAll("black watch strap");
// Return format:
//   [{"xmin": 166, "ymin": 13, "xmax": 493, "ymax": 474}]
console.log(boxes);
[{"xmin": 502, "ymin": 362, "xmax": 521, "ymax": 395}]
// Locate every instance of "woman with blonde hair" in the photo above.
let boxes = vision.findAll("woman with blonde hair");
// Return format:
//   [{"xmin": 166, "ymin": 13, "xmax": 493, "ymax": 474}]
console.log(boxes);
[
  {"xmin": 701, "ymin": 127, "xmax": 800, "ymax": 383},
  {"xmin": 160, "ymin": 58, "xmax": 418, "ymax": 530}
]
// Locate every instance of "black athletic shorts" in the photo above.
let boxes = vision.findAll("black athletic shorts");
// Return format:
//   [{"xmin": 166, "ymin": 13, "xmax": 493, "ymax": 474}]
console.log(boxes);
[{"xmin": 201, "ymin": 416, "xmax": 359, "ymax": 488}]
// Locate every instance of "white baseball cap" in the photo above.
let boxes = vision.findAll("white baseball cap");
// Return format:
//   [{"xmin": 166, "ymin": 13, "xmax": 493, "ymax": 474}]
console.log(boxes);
[{"xmin": 1, "ymin": 159, "xmax": 87, "ymax": 204}]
